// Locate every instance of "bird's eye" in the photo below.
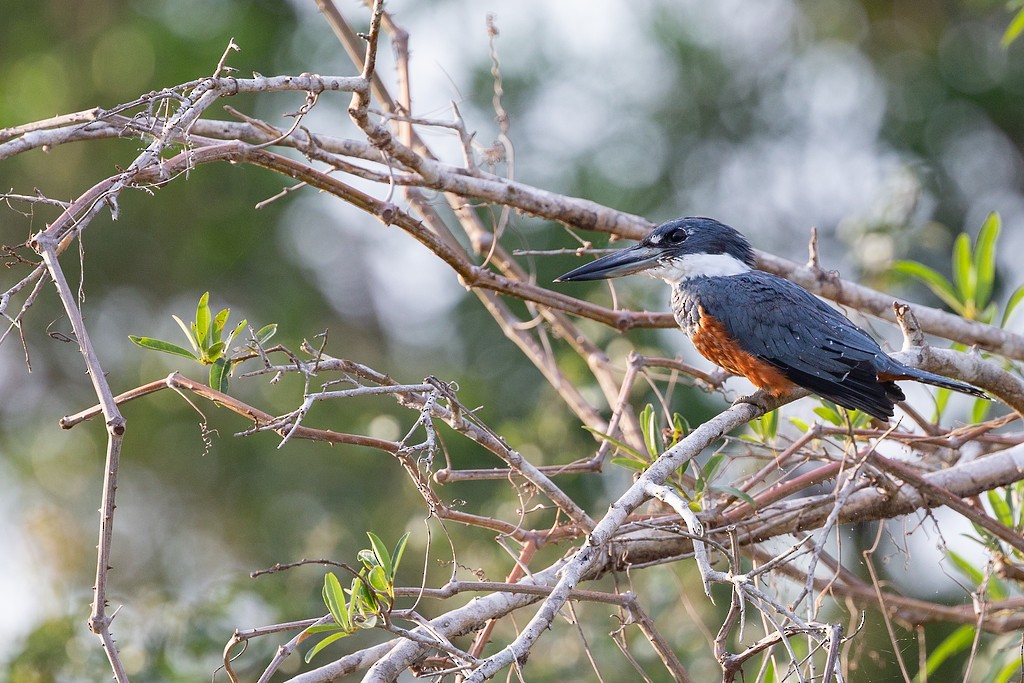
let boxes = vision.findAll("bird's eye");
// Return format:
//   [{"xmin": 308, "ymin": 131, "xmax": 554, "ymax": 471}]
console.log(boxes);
[{"xmin": 666, "ymin": 228, "xmax": 687, "ymax": 243}]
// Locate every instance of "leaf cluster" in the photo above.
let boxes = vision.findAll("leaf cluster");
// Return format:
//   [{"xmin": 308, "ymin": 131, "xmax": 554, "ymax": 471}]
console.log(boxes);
[
  {"xmin": 129, "ymin": 291, "xmax": 276, "ymax": 393},
  {"xmin": 305, "ymin": 532, "xmax": 410, "ymax": 663},
  {"xmin": 593, "ymin": 404, "xmax": 753, "ymax": 509},
  {"xmin": 892, "ymin": 213, "xmax": 1024, "ymax": 326}
]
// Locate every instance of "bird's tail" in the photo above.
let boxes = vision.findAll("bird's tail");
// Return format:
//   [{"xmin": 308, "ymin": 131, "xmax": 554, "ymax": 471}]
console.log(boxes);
[{"xmin": 894, "ymin": 366, "xmax": 990, "ymax": 400}]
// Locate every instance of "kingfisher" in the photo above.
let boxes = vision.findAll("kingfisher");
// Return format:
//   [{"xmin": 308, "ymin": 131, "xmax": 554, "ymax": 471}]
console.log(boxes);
[{"xmin": 557, "ymin": 217, "xmax": 988, "ymax": 420}]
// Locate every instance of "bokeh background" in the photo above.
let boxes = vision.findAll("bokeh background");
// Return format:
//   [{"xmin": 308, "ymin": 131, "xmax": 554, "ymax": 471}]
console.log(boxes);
[{"xmin": 2, "ymin": 0, "xmax": 1024, "ymax": 680}]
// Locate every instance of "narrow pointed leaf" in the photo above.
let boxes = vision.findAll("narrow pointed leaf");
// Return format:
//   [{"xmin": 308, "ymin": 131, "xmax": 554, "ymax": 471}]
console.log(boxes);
[
  {"xmin": 711, "ymin": 486, "xmax": 756, "ymax": 507},
  {"xmin": 891, "ymin": 261, "xmax": 964, "ymax": 314},
  {"xmin": 812, "ymin": 405, "xmax": 843, "ymax": 426},
  {"xmin": 1002, "ymin": 8, "xmax": 1024, "ymax": 46},
  {"xmin": 951, "ymin": 233, "xmax": 972, "ymax": 302},
  {"xmin": 788, "ymin": 417, "xmax": 810, "ymax": 432},
  {"xmin": 639, "ymin": 403, "xmax": 660, "ymax": 457},
  {"xmin": 304, "ymin": 631, "xmax": 351, "ymax": 663},
  {"xmin": 255, "ymin": 323, "xmax": 277, "ymax": 345},
  {"xmin": 129, "ymin": 336, "xmax": 198, "ymax": 360},
  {"xmin": 366, "ymin": 532, "xmax": 392, "ymax": 576},
  {"xmin": 701, "ymin": 453, "xmax": 725, "ymax": 482},
  {"xmin": 970, "ymin": 396, "xmax": 991, "ymax": 424},
  {"xmin": 212, "ymin": 307, "xmax": 230, "ymax": 340},
  {"xmin": 922, "ymin": 625, "xmax": 975, "ymax": 677},
  {"xmin": 210, "ymin": 357, "xmax": 230, "ymax": 394},
  {"xmin": 1001, "ymin": 283, "xmax": 1024, "ymax": 327},
  {"xmin": 994, "ymin": 657, "xmax": 1024, "ymax": 683},
  {"xmin": 390, "ymin": 532, "xmax": 410, "ymax": 581},
  {"xmin": 172, "ymin": 315, "xmax": 200, "ymax": 354},
  {"xmin": 986, "ymin": 489, "xmax": 1014, "ymax": 528},
  {"xmin": 946, "ymin": 549, "xmax": 983, "ymax": 584},
  {"xmin": 933, "ymin": 386, "xmax": 951, "ymax": 422},
  {"xmin": 583, "ymin": 426, "xmax": 647, "ymax": 461},
  {"xmin": 610, "ymin": 457, "xmax": 648, "ymax": 472},
  {"xmin": 672, "ymin": 413, "xmax": 690, "ymax": 432},
  {"xmin": 305, "ymin": 623, "xmax": 349, "ymax": 635},
  {"xmin": 973, "ymin": 212, "xmax": 1000, "ymax": 309},
  {"xmin": 322, "ymin": 573, "xmax": 350, "ymax": 630},
  {"xmin": 195, "ymin": 292, "xmax": 211, "ymax": 348},
  {"xmin": 225, "ymin": 319, "xmax": 248, "ymax": 349},
  {"xmin": 351, "ymin": 576, "xmax": 377, "ymax": 611}
]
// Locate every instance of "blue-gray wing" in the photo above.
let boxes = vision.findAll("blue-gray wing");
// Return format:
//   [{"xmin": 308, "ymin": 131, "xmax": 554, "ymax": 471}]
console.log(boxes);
[{"xmin": 684, "ymin": 271, "xmax": 904, "ymax": 418}]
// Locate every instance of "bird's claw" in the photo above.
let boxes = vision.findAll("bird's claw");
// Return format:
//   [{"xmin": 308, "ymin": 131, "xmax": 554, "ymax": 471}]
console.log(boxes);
[{"xmin": 732, "ymin": 390, "xmax": 773, "ymax": 414}]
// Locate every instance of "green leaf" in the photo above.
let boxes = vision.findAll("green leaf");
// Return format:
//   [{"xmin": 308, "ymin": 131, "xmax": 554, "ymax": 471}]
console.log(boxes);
[
  {"xmin": 366, "ymin": 565, "xmax": 389, "ymax": 594},
  {"xmin": 357, "ymin": 548, "xmax": 377, "ymax": 568},
  {"xmin": 172, "ymin": 314, "xmax": 200, "ymax": 354},
  {"xmin": 946, "ymin": 549, "xmax": 983, "ymax": 584},
  {"xmin": 994, "ymin": 654, "xmax": 1024, "ymax": 683},
  {"xmin": 209, "ymin": 357, "xmax": 231, "ymax": 394},
  {"xmin": 305, "ymin": 623, "xmax": 348, "ymax": 635},
  {"xmin": 973, "ymin": 212, "xmax": 1000, "ymax": 309},
  {"xmin": 195, "ymin": 292, "xmax": 211, "ymax": 349},
  {"xmin": 951, "ymin": 232, "xmax": 973, "ymax": 304},
  {"xmin": 670, "ymin": 413, "xmax": 690, "ymax": 446},
  {"xmin": 322, "ymin": 573, "xmax": 350, "ymax": 631},
  {"xmin": 254, "ymin": 322, "xmax": 277, "ymax": 345},
  {"xmin": 920, "ymin": 625, "xmax": 975, "ymax": 679},
  {"xmin": 212, "ymin": 307, "xmax": 230, "ymax": 341},
  {"xmin": 1001, "ymin": 283, "xmax": 1024, "ymax": 327},
  {"xmin": 205, "ymin": 341, "xmax": 226, "ymax": 363},
  {"xmin": 366, "ymin": 532, "xmax": 392, "ymax": 576},
  {"xmin": 710, "ymin": 485, "xmax": 756, "ymax": 507},
  {"xmin": 583, "ymin": 426, "xmax": 647, "ymax": 462},
  {"xmin": 966, "ymin": 525, "xmax": 1000, "ymax": 550},
  {"xmin": 639, "ymin": 404, "xmax": 660, "ymax": 458},
  {"xmin": 749, "ymin": 410, "xmax": 778, "ymax": 443},
  {"xmin": 128, "ymin": 336, "xmax": 198, "ymax": 360},
  {"xmin": 891, "ymin": 261, "xmax": 965, "ymax": 315},
  {"xmin": 226, "ymin": 318, "xmax": 248, "ymax": 349},
  {"xmin": 1002, "ymin": 8, "xmax": 1024, "ymax": 46},
  {"xmin": 788, "ymin": 417, "xmax": 810, "ymax": 432},
  {"xmin": 610, "ymin": 457, "xmax": 648, "ymax": 472},
  {"xmin": 351, "ymin": 576, "xmax": 378, "ymax": 611},
  {"xmin": 980, "ymin": 302, "xmax": 998, "ymax": 325},
  {"xmin": 971, "ymin": 396, "xmax": 991, "ymax": 424},
  {"xmin": 986, "ymin": 489, "xmax": 1015, "ymax": 528},
  {"xmin": 390, "ymin": 532, "xmax": 410, "ymax": 581},
  {"xmin": 933, "ymin": 386, "xmax": 951, "ymax": 422},
  {"xmin": 764, "ymin": 408, "xmax": 778, "ymax": 439},
  {"xmin": 813, "ymin": 405, "xmax": 843, "ymax": 426},
  {"xmin": 701, "ymin": 453, "xmax": 725, "ymax": 482},
  {"xmin": 847, "ymin": 408, "xmax": 873, "ymax": 429},
  {"xmin": 304, "ymin": 631, "xmax": 350, "ymax": 663}
]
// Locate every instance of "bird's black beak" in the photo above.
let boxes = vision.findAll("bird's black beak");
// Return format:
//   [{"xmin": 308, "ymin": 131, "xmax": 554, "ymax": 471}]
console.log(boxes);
[{"xmin": 555, "ymin": 244, "xmax": 662, "ymax": 282}]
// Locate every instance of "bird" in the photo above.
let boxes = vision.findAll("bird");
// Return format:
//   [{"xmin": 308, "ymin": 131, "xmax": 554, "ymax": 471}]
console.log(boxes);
[{"xmin": 556, "ymin": 217, "xmax": 989, "ymax": 421}]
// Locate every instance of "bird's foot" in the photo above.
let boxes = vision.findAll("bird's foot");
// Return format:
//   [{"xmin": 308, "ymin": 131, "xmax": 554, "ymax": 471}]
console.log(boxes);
[{"xmin": 732, "ymin": 390, "xmax": 774, "ymax": 414}]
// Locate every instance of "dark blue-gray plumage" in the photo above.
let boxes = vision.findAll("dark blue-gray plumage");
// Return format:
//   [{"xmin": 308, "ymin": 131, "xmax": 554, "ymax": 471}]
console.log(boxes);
[{"xmin": 557, "ymin": 217, "xmax": 988, "ymax": 420}]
